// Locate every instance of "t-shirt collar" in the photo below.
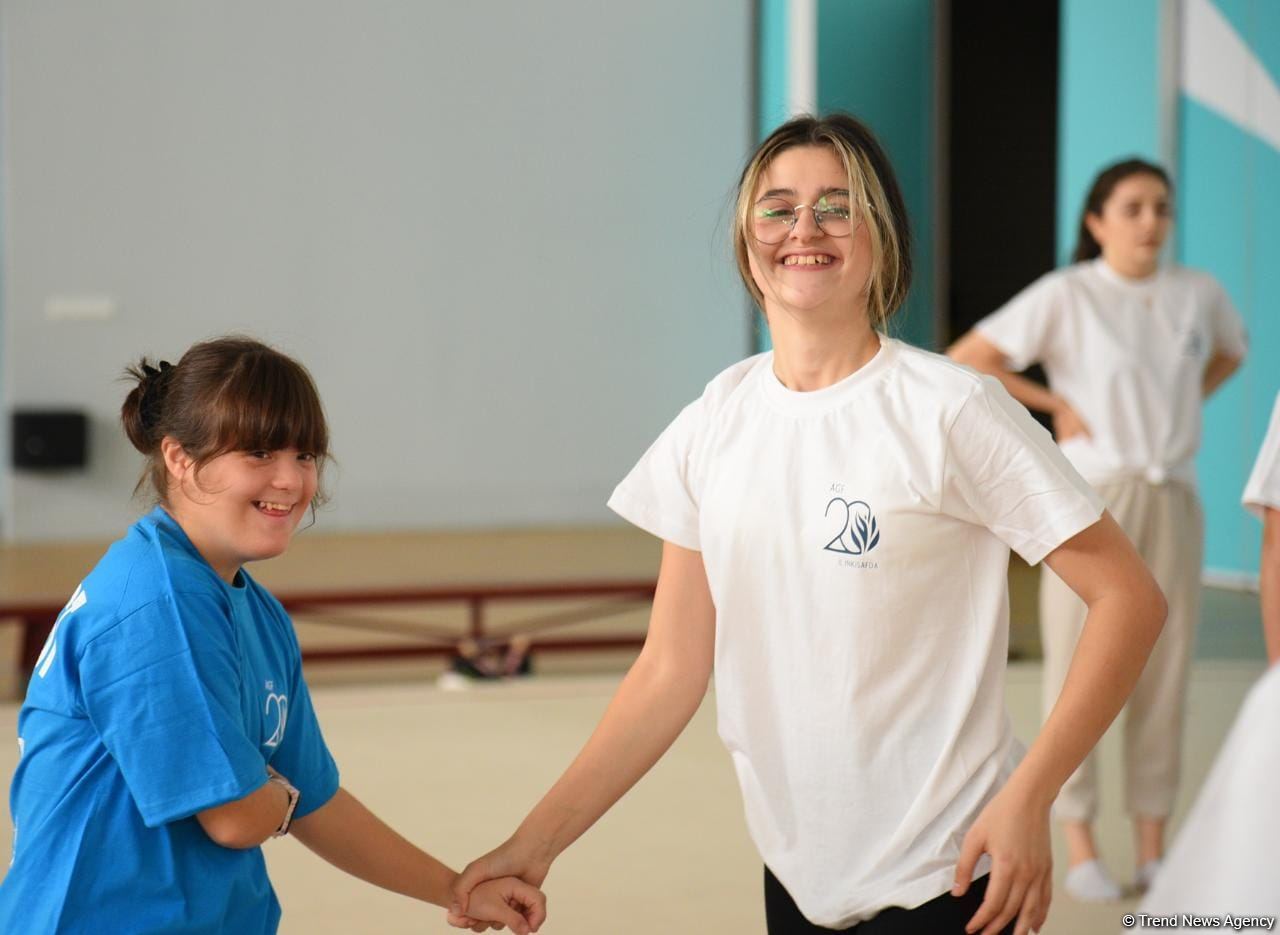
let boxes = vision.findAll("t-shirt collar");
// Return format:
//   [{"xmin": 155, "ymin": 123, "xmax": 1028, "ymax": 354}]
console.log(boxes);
[
  {"xmin": 759, "ymin": 333, "xmax": 897, "ymax": 416},
  {"xmin": 147, "ymin": 505, "xmax": 249, "ymax": 590},
  {"xmin": 1092, "ymin": 257, "xmax": 1162, "ymax": 291}
]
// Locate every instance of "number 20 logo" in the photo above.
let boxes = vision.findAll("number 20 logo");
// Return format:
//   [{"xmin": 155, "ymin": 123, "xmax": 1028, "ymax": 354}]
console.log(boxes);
[
  {"xmin": 264, "ymin": 693, "xmax": 289, "ymax": 748},
  {"xmin": 823, "ymin": 498, "xmax": 881, "ymax": 556}
]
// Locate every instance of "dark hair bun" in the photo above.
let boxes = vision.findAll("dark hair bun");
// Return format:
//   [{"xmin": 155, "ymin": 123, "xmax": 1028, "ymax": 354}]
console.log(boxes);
[{"xmin": 121, "ymin": 359, "xmax": 174, "ymax": 454}]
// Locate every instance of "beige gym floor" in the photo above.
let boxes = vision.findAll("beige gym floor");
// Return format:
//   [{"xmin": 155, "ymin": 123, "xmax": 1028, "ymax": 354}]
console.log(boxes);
[{"xmin": 0, "ymin": 528, "xmax": 1267, "ymax": 934}]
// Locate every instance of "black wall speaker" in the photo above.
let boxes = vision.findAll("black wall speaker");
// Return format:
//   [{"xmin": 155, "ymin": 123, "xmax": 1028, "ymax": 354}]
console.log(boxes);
[{"xmin": 12, "ymin": 410, "xmax": 89, "ymax": 470}]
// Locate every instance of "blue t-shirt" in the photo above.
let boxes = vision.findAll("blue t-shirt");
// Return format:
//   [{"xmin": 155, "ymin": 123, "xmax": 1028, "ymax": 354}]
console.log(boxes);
[{"xmin": 0, "ymin": 508, "xmax": 339, "ymax": 934}]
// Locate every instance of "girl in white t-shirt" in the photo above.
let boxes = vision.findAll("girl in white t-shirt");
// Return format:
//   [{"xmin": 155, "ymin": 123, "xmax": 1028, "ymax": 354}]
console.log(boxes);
[
  {"xmin": 948, "ymin": 159, "xmax": 1247, "ymax": 902},
  {"xmin": 448, "ymin": 115, "xmax": 1166, "ymax": 935}
]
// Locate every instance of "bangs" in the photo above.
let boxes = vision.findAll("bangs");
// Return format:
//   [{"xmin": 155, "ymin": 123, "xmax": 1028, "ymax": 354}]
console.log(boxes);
[{"xmin": 203, "ymin": 352, "xmax": 329, "ymax": 458}]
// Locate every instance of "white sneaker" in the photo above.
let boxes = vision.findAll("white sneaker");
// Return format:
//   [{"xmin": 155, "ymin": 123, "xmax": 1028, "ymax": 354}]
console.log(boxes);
[
  {"xmin": 1135, "ymin": 859, "xmax": 1162, "ymax": 893},
  {"xmin": 1064, "ymin": 859, "xmax": 1124, "ymax": 902},
  {"xmin": 436, "ymin": 671, "xmax": 473, "ymax": 692}
]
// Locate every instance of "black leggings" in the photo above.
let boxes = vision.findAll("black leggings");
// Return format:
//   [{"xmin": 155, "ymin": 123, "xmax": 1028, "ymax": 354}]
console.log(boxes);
[{"xmin": 764, "ymin": 867, "xmax": 1016, "ymax": 934}]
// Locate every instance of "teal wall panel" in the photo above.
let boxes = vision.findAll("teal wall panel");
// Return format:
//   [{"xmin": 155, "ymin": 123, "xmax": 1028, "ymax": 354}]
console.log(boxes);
[
  {"xmin": 816, "ymin": 0, "xmax": 935, "ymax": 349},
  {"xmin": 1057, "ymin": 0, "xmax": 1162, "ymax": 262},
  {"xmin": 1182, "ymin": 99, "xmax": 1256, "ymax": 575},
  {"xmin": 757, "ymin": 0, "xmax": 790, "ymax": 141},
  {"xmin": 1182, "ymin": 2, "xmax": 1280, "ymax": 576}
]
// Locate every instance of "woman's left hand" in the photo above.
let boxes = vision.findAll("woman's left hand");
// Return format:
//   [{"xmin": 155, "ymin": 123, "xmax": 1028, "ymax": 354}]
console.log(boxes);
[{"xmin": 952, "ymin": 784, "xmax": 1053, "ymax": 935}]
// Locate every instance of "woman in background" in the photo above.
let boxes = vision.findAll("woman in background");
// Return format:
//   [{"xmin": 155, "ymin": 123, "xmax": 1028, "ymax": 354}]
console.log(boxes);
[{"xmin": 948, "ymin": 159, "xmax": 1247, "ymax": 901}]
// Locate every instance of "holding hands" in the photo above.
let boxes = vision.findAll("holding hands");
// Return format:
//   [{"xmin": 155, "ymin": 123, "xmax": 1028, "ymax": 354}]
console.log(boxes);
[
  {"xmin": 448, "ymin": 835, "xmax": 553, "ymax": 933},
  {"xmin": 446, "ymin": 871, "xmax": 547, "ymax": 934}
]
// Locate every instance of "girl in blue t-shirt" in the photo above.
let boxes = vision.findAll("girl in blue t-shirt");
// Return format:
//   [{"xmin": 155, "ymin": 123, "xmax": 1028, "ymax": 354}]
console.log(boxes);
[{"xmin": 0, "ymin": 336, "xmax": 545, "ymax": 934}]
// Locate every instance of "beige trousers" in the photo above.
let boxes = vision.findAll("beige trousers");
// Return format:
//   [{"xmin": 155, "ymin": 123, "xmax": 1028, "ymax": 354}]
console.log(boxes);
[{"xmin": 1039, "ymin": 478, "xmax": 1202, "ymax": 822}]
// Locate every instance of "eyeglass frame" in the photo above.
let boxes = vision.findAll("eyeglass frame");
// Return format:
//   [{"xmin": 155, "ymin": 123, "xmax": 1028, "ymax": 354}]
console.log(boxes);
[{"xmin": 749, "ymin": 192, "xmax": 870, "ymax": 244}]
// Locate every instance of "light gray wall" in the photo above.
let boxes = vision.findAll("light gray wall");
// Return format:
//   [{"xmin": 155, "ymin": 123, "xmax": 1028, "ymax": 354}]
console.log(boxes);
[{"xmin": 0, "ymin": 1, "xmax": 753, "ymax": 540}]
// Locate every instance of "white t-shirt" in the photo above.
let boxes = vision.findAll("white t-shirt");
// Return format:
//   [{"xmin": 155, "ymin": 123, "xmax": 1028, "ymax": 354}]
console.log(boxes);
[
  {"xmin": 976, "ymin": 260, "xmax": 1247, "ymax": 488},
  {"xmin": 1243, "ymin": 392, "xmax": 1280, "ymax": 518},
  {"xmin": 608, "ymin": 337, "xmax": 1104, "ymax": 928}
]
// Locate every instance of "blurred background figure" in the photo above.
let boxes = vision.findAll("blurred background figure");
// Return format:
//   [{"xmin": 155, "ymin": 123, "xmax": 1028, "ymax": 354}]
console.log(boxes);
[{"xmin": 947, "ymin": 157, "xmax": 1246, "ymax": 901}]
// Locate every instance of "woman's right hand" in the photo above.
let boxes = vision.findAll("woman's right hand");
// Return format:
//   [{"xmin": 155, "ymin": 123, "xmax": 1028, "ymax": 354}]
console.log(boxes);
[
  {"xmin": 1050, "ymin": 399, "xmax": 1091, "ymax": 442},
  {"xmin": 450, "ymin": 836, "xmax": 553, "ymax": 922}
]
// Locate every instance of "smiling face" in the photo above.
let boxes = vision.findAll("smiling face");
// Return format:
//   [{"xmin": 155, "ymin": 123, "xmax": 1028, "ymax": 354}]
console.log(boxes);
[
  {"xmin": 1086, "ymin": 172, "xmax": 1172, "ymax": 276},
  {"xmin": 164, "ymin": 443, "xmax": 318, "ymax": 582},
  {"xmin": 745, "ymin": 145, "xmax": 874, "ymax": 321}
]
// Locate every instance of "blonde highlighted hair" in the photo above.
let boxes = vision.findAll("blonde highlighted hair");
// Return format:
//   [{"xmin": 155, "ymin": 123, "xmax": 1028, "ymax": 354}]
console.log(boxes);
[{"xmin": 732, "ymin": 113, "xmax": 913, "ymax": 330}]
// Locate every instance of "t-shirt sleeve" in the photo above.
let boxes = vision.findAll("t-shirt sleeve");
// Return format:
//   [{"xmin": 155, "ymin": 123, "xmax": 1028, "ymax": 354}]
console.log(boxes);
[
  {"xmin": 941, "ymin": 377, "xmax": 1105, "ymax": 564},
  {"xmin": 973, "ymin": 275, "xmax": 1061, "ymax": 372},
  {"xmin": 79, "ymin": 591, "xmax": 267, "ymax": 828},
  {"xmin": 1244, "ymin": 393, "xmax": 1280, "ymax": 519},
  {"xmin": 1206, "ymin": 277, "xmax": 1248, "ymax": 359},
  {"xmin": 264, "ymin": 632, "xmax": 340, "ymax": 820},
  {"xmin": 607, "ymin": 398, "xmax": 705, "ymax": 550}
]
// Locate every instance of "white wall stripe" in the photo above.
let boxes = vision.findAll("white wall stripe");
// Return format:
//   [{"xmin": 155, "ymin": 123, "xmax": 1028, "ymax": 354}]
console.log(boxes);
[
  {"xmin": 1181, "ymin": 0, "xmax": 1280, "ymax": 153},
  {"xmin": 787, "ymin": 0, "xmax": 817, "ymax": 117}
]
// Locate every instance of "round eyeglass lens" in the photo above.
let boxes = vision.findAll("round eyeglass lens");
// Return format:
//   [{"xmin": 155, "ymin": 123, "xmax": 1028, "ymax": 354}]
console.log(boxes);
[
  {"xmin": 812, "ymin": 195, "xmax": 853, "ymax": 237},
  {"xmin": 753, "ymin": 198, "xmax": 798, "ymax": 244}
]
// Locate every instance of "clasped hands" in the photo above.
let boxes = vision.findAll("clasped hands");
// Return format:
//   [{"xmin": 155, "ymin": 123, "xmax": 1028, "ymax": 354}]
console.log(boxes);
[{"xmin": 446, "ymin": 836, "xmax": 552, "ymax": 934}]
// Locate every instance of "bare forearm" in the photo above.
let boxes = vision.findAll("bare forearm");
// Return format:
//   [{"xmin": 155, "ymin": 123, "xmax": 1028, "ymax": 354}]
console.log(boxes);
[
  {"xmin": 1202, "ymin": 352, "xmax": 1242, "ymax": 397},
  {"xmin": 947, "ymin": 333, "xmax": 1061, "ymax": 416},
  {"xmin": 197, "ymin": 776, "xmax": 290, "ymax": 849},
  {"xmin": 986, "ymin": 369, "xmax": 1063, "ymax": 417},
  {"xmin": 515, "ymin": 653, "xmax": 708, "ymax": 862},
  {"xmin": 291, "ymin": 787, "xmax": 456, "ymax": 906},
  {"xmin": 1262, "ymin": 512, "xmax": 1280, "ymax": 665},
  {"xmin": 1012, "ymin": 588, "xmax": 1165, "ymax": 804}
]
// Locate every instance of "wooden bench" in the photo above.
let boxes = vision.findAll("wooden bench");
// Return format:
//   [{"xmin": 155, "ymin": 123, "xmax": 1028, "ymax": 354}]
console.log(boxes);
[{"xmin": 1, "ymin": 525, "xmax": 661, "ymax": 695}]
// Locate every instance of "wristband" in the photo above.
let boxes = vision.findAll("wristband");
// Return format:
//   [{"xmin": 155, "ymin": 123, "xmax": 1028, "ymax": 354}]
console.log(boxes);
[{"xmin": 267, "ymin": 772, "xmax": 300, "ymax": 837}]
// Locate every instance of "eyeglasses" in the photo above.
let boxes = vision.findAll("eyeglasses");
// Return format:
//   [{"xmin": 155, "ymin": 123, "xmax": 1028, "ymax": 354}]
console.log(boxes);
[{"xmin": 752, "ymin": 194, "xmax": 857, "ymax": 244}]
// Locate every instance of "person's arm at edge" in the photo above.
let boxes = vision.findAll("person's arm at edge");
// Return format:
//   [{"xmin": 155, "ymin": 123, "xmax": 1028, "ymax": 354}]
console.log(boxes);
[
  {"xmin": 955, "ymin": 512, "xmax": 1167, "ymax": 935},
  {"xmin": 1262, "ymin": 507, "xmax": 1280, "ymax": 666},
  {"xmin": 449, "ymin": 540, "xmax": 716, "ymax": 915}
]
